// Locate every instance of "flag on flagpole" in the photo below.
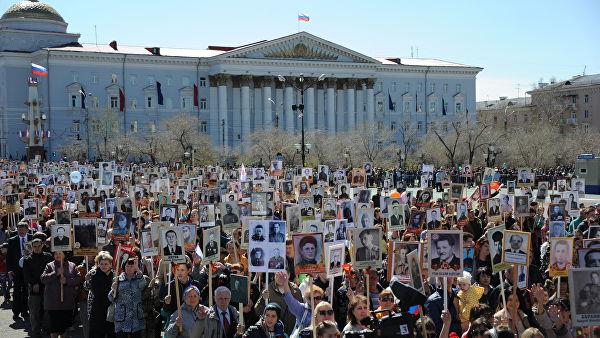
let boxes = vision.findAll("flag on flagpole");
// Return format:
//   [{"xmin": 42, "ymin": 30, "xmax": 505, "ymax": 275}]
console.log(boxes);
[
  {"xmin": 193, "ymin": 84, "xmax": 199, "ymax": 107},
  {"xmin": 388, "ymin": 91, "xmax": 394, "ymax": 111},
  {"xmin": 79, "ymin": 86, "xmax": 86, "ymax": 109},
  {"xmin": 298, "ymin": 13, "xmax": 310, "ymax": 22},
  {"xmin": 31, "ymin": 63, "xmax": 48, "ymax": 76},
  {"xmin": 156, "ymin": 81, "xmax": 164, "ymax": 105},
  {"xmin": 415, "ymin": 92, "xmax": 418, "ymax": 112},
  {"xmin": 119, "ymin": 88, "xmax": 125, "ymax": 112}
]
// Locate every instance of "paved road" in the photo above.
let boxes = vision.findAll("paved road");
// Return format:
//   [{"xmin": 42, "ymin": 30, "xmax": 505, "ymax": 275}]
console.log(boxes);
[{"xmin": 0, "ymin": 300, "xmax": 84, "ymax": 338}]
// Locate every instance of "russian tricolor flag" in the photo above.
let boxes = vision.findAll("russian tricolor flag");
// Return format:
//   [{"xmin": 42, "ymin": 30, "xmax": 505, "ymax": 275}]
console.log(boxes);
[
  {"xmin": 298, "ymin": 13, "xmax": 310, "ymax": 22},
  {"xmin": 31, "ymin": 63, "xmax": 48, "ymax": 76}
]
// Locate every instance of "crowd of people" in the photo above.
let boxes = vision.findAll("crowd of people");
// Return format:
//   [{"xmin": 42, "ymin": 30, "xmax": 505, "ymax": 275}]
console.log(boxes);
[{"xmin": 0, "ymin": 159, "xmax": 598, "ymax": 338}]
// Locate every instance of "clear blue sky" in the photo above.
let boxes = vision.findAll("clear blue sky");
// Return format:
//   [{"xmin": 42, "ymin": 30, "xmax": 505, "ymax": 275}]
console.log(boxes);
[{"xmin": 5, "ymin": 0, "xmax": 599, "ymax": 101}]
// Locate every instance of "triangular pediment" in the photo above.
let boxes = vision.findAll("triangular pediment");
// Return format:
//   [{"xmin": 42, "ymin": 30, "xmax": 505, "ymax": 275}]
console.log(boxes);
[{"xmin": 216, "ymin": 32, "xmax": 380, "ymax": 64}]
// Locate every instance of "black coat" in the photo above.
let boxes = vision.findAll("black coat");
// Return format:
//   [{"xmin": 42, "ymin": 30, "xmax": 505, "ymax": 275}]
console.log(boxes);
[
  {"xmin": 85, "ymin": 268, "xmax": 114, "ymax": 327},
  {"xmin": 7, "ymin": 234, "xmax": 31, "ymax": 273},
  {"xmin": 23, "ymin": 252, "xmax": 53, "ymax": 294}
]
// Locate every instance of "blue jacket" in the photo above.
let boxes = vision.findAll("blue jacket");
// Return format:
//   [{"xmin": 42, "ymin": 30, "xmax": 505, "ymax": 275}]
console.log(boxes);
[
  {"xmin": 108, "ymin": 271, "xmax": 148, "ymax": 333},
  {"xmin": 424, "ymin": 287, "xmax": 461, "ymax": 336}
]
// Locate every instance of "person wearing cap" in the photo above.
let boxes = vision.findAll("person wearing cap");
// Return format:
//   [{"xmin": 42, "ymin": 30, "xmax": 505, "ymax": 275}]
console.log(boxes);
[
  {"xmin": 236, "ymin": 302, "xmax": 285, "ymax": 338},
  {"xmin": 23, "ymin": 237, "xmax": 52, "ymax": 337}
]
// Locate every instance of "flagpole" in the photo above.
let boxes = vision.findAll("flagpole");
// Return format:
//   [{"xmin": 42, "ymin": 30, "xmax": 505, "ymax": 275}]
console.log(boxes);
[{"xmin": 297, "ymin": 12, "xmax": 300, "ymax": 32}]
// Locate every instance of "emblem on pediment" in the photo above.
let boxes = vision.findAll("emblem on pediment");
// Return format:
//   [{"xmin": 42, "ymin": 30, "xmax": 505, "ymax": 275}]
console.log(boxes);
[{"xmin": 264, "ymin": 43, "xmax": 337, "ymax": 61}]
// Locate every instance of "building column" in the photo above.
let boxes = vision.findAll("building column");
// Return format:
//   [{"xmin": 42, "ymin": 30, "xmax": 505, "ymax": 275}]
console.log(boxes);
[
  {"xmin": 346, "ymin": 78, "xmax": 356, "ymax": 130},
  {"xmin": 336, "ymin": 79, "xmax": 345, "ymax": 131},
  {"xmin": 284, "ymin": 78, "xmax": 295, "ymax": 132},
  {"xmin": 326, "ymin": 78, "xmax": 336, "ymax": 135},
  {"xmin": 240, "ymin": 75, "xmax": 251, "ymax": 150},
  {"xmin": 208, "ymin": 76, "xmax": 219, "ymax": 145},
  {"xmin": 316, "ymin": 83, "xmax": 325, "ymax": 130},
  {"xmin": 231, "ymin": 77, "xmax": 241, "ymax": 148},
  {"xmin": 253, "ymin": 77, "xmax": 263, "ymax": 132},
  {"xmin": 275, "ymin": 81, "xmax": 283, "ymax": 129},
  {"xmin": 216, "ymin": 73, "xmax": 229, "ymax": 148},
  {"xmin": 366, "ymin": 78, "xmax": 375, "ymax": 125},
  {"xmin": 305, "ymin": 83, "xmax": 315, "ymax": 132},
  {"xmin": 356, "ymin": 81, "xmax": 364, "ymax": 126},
  {"xmin": 262, "ymin": 76, "xmax": 273, "ymax": 129}
]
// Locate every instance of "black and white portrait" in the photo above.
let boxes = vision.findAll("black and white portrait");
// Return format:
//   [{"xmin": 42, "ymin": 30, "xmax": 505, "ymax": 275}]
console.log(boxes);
[
  {"xmin": 160, "ymin": 204, "xmax": 178, "ymax": 225},
  {"xmin": 317, "ymin": 165, "xmax": 329, "ymax": 183},
  {"xmin": 450, "ymin": 184, "xmax": 463, "ymax": 200},
  {"xmin": 219, "ymin": 202, "xmax": 240, "ymax": 231},
  {"xmin": 73, "ymin": 218, "xmax": 98, "ymax": 256},
  {"xmin": 517, "ymin": 168, "xmax": 533, "ymax": 186},
  {"xmin": 503, "ymin": 230, "xmax": 530, "ymax": 266},
  {"xmin": 140, "ymin": 229, "xmax": 157, "ymax": 257},
  {"xmin": 355, "ymin": 204, "xmax": 373, "ymax": 228},
  {"xmin": 199, "ymin": 204, "xmax": 215, "ymax": 228},
  {"xmin": 251, "ymin": 192, "xmax": 267, "ymax": 216},
  {"xmin": 334, "ymin": 219, "xmax": 348, "ymax": 242},
  {"xmin": 487, "ymin": 198, "xmax": 501, "ymax": 218},
  {"xmin": 229, "ymin": 274, "xmax": 249, "ymax": 305},
  {"xmin": 548, "ymin": 221, "xmax": 566, "ymax": 238},
  {"xmin": 326, "ymin": 243, "xmax": 344, "ymax": 277},
  {"xmin": 51, "ymin": 224, "xmax": 72, "ymax": 252},
  {"xmin": 407, "ymin": 250, "xmax": 423, "ymax": 292},
  {"xmin": 286, "ymin": 205, "xmax": 301, "ymax": 234},
  {"xmin": 104, "ymin": 198, "xmax": 117, "ymax": 216},
  {"xmin": 322, "ymin": 198, "xmax": 337, "ymax": 220},
  {"xmin": 179, "ymin": 223, "xmax": 196, "ymax": 252},
  {"xmin": 160, "ymin": 227, "xmax": 185, "ymax": 262},
  {"xmin": 549, "ymin": 203, "xmax": 566, "ymax": 221},
  {"xmin": 112, "ymin": 212, "xmax": 131, "ymax": 236},
  {"xmin": 428, "ymin": 230, "xmax": 463, "ymax": 277},
  {"xmin": 391, "ymin": 241, "xmax": 419, "ymax": 283},
  {"xmin": 568, "ymin": 268, "xmax": 600, "ymax": 327},
  {"xmin": 353, "ymin": 228, "xmax": 381, "ymax": 269},
  {"xmin": 456, "ymin": 202, "xmax": 468, "ymax": 224},
  {"xmin": 572, "ymin": 178, "xmax": 585, "ymax": 197},
  {"xmin": 55, "ymin": 210, "xmax": 71, "ymax": 225},
  {"xmin": 23, "ymin": 198, "xmax": 38, "ymax": 219},
  {"xmin": 426, "ymin": 208, "xmax": 441, "ymax": 229},
  {"xmin": 268, "ymin": 221, "xmax": 286, "ymax": 243},
  {"xmin": 388, "ymin": 203, "xmax": 406, "ymax": 231},
  {"xmin": 536, "ymin": 181, "xmax": 549, "ymax": 200},
  {"xmin": 514, "ymin": 195, "xmax": 529, "ymax": 216},
  {"xmin": 479, "ymin": 184, "xmax": 490, "ymax": 200},
  {"xmin": 356, "ymin": 189, "xmax": 371, "ymax": 204},
  {"xmin": 202, "ymin": 227, "xmax": 220, "ymax": 263}
]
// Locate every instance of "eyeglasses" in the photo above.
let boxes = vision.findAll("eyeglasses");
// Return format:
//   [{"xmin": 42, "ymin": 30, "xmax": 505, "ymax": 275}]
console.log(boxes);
[
  {"xmin": 318, "ymin": 309, "xmax": 334, "ymax": 316},
  {"xmin": 379, "ymin": 296, "xmax": 394, "ymax": 302}
]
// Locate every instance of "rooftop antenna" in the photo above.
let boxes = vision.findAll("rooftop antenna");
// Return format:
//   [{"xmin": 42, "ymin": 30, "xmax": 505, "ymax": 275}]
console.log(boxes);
[{"xmin": 583, "ymin": 65, "xmax": 586, "ymax": 75}]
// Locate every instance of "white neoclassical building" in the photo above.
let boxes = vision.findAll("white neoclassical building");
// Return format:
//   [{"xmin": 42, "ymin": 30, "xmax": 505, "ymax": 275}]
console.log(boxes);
[{"xmin": 0, "ymin": 0, "xmax": 483, "ymax": 160}]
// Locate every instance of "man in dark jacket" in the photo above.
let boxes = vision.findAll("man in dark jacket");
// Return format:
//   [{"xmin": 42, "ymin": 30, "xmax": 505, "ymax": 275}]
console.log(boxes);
[
  {"xmin": 23, "ymin": 237, "xmax": 52, "ymax": 337},
  {"xmin": 424, "ymin": 278, "xmax": 461, "ymax": 336},
  {"xmin": 7, "ymin": 221, "xmax": 32, "ymax": 321}
]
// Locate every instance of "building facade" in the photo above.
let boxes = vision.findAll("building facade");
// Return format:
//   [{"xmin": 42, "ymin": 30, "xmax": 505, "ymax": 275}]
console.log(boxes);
[
  {"xmin": 0, "ymin": 0, "xmax": 482, "ymax": 160},
  {"xmin": 476, "ymin": 96, "xmax": 533, "ymax": 129}
]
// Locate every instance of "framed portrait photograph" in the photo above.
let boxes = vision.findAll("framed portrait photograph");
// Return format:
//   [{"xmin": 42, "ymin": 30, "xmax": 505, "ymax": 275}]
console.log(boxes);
[
  {"xmin": 229, "ymin": 274, "xmax": 249, "ymax": 305},
  {"xmin": 23, "ymin": 198, "xmax": 38, "ymax": 220},
  {"xmin": 249, "ymin": 220, "xmax": 268, "ymax": 243},
  {"xmin": 479, "ymin": 183, "xmax": 491, "ymax": 200},
  {"xmin": 506, "ymin": 180, "xmax": 516, "ymax": 194},
  {"xmin": 571, "ymin": 178, "xmax": 585, "ymax": 197},
  {"xmin": 514, "ymin": 195, "xmax": 530, "ymax": 217},
  {"xmin": 390, "ymin": 241, "xmax": 419, "ymax": 283},
  {"xmin": 326, "ymin": 243, "xmax": 345, "ymax": 278},
  {"xmin": 486, "ymin": 198, "xmax": 501, "ymax": 221},
  {"xmin": 352, "ymin": 228, "xmax": 382, "ymax": 270},
  {"xmin": 140, "ymin": 229, "xmax": 158, "ymax": 257},
  {"xmin": 408, "ymin": 210, "xmax": 425, "ymax": 233},
  {"xmin": 302, "ymin": 220, "xmax": 323, "ymax": 233},
  {"xmin": 388, "ymin": 203, "xmax": 406, "ymax": 231},
  {"xmin": 516, "ymin": 168, "xmax": 534, "ymax": 187},
  {"xmin": 339, "ymin": 200, "xmax": 355, "ymax": 225},
  {"xmin": 350, "ymin": 168, "xmax": 366, "ymax": 187},
  {"xmin": 407, "ymin": 250, "xmax": 424, "ymax": 292},
  {"xmin": 55, "ymin": 210, "xmax": 71, "ymax": 225},
  {"xmin": 426, "ymin": 208, "xmax": 442, "ymax": 230},
  {"xmin": 549, "ymin": 237, "xmax": 573, "ymax": 277},
  {"xmin": 557, "ymin": 179, "xmax": 568, "ymax": 192},
  {"xmin": 51, "ymin": 224, "xmax": 72, "ymax": 252},
  {"xmin": 456, "ymin": 202, "xmax": 468, "ymax": 227},
  {"xmin": 268, "ymin": 221, "xmax": 286, "ymax": 243},
  {"xmin": 548, "ymin": 221, "xmax": 567, "ymax": 238},
  {"xmin": 198, "ymin": 204, "xmax": 215, "ymax": 228},
  {"xmin": 428, "ymin": 230, "xmax": 463, "ymax": 277},
  {"xmin": 270, "ymin": 160, "xmax": 283, "ymax": 177},
  {"xmin": 323, "ymin": 220, "xmax": 336, "ymax": 243},
  {"xmin": 97, "ymin": 218, "xmax": 109, "ymax": 245},
  {"xmin": 321, "ymin": 198, "xmax": 337, "ymax": 221},
  {"xmin": 548, "ymin": 203, "xmax": 566, "ymax": 222},
  {"xmin": 160, "ymin": 226, "xmax": 185, "ymax": 263},
  {"xmin": 415, "ymin": 189, "xmax": 433, "ymax": 208},
  {"xmin": 104, "ymin": 198, "xmax": 117, "ymax": 217},
  {"xmin": 202, "ymin": 226, "xmax": 220, "ymax": 264},
  {"xmin": 285, "ymin": 205, "xmax": 301, "ymax": 234},
  {"xmin": 355, "ymin": 204, "xmax": 373, "ymax": 229},
  {"xmin": 219, "ymin": 201, "xmax": 240, "ymax": 232},
  {"xmin": 502, "ymin": 230, "xmax": 531, "ymax": 266},
  {"xmin": 588, "ymin": 225, "xmax": 600, "ymax": 239},
  {"xmin": 334, "ymin": 219, "xmax": 348, "ymax": 242},
  {"xmin": 293, "ymin": 233, "xmax": 325, "ymax": 275},
  {"xmin": 159, "ymin": 204, "xmax": 179, "ymax": 225},
  {"xmin": 536, "ymin": 181, "xmax": 549, "ymax": 200},
  {"xmin": 299, "ymin": 196, "xmax": 315, "ymax": 221},
  {"xmin": 178, "ymin": 223, "xmax": 197, "ymax": 252},
  {"xmin": 450, "ymin": 184, "xmax": 463, "ymax": 200},
  {"xmin": 578, "ymin": 248, "xmax": 600, "ymax": 268},
  {"xmin": 73, "ymin": 218, "xmax": 98, "ymax": 256},
  {"xmin": 562, "ymin": 191, "xmax": 579, "ymax": 211},
  {"xmin": 568, "ymin": 268, "xmax": 600, "ymax": 327},
  {"xmin": 316, "ymin": 165, "xmax": 329, "ymax": 184},
  {"xmin": 463, "ymin": 246, "xmax": 475, "ymax": 273},
  {"xmin": 356, "ymin": 189, "xmax": 371, "ymax": 204},
  {"xmin": 251, "ymin": 192, "xmax": 267, "ymax": 216},
  {"xmin": 517, "ymin": 265, "xmax": 528, "ymax": 289},
  {"xmin": 112, "ymin": 212, "xmax": 132, "ymax": 237}
]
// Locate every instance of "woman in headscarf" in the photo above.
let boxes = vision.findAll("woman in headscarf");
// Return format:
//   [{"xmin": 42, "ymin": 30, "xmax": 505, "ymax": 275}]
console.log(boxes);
[{"xmin": 238, "ymin": 302, "xmax": 286, "ymax": 338}]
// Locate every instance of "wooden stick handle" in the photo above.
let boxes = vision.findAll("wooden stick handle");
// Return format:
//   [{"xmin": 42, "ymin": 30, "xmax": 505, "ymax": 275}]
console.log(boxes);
[{"xmin": 174, "ymin": 272, "xmax": 182, "ymax": 333}]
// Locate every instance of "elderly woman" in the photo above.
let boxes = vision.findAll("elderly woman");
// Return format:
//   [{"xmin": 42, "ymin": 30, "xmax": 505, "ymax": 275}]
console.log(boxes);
[
  {"xmin": 109, "ymin": 257, "xmax": 148, "ymax": 338},
  {"xmin": 342, "ymin": 295, "xmax": 371, "ymax": 336},
  {"xmin": 165, "ymin": 285, "xmax": 207, "ymax": 338},
  {"xmin": 85, "ymin": 251, "xmax": 114, "ymax": 338},
  {"xmin": 41, "ymin": 251, "xmax": 81, "ymax": 338}
]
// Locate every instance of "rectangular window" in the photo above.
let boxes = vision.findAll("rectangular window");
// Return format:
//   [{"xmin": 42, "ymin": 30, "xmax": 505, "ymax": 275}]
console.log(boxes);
[
  {"xmin": 377, "ymin": 101, "xmax": 384, "ymax": 112},
  {"xmin": 571, "ymin": 111, "xmax": 577, "ymax": 119},
  {"xmin": 417, "ymin": 83, "xmax": 422, "ymax": 92},
  {"xmin": 429, "ymin": 101, "xmax": 436, "ymax": 113},
  {"xmin": 443, "ymin": 101, "xmax": 448, "ymax": 114},
  {"xmin": 146, "ymin": 76, "xmax": 155, "ymax": 85},
  {"xmin": 405, "ymin": 82, "xmax": 410, "ymax": 92},
  {"xmin": 455, "ymin": 102, "xmax": 462, "ymax": 113},
  {"xmin": 417, "ymin": 121, "xmax": 422, "ymax": 131},
  {"xmin": 91, "ymin": 74, "xmax": 98, "ymax": 84},
  {"xmin": 200, "ymin": 98, "xmax": 207, "ymax": 109},
  {"xmin": 111, "ymin": 74, "xmax": 118, "ymax": 84},
  {"xmin": 584, "ymin": 124, "xmax": 589, "ymax": 133},
  {"xmin": 403, "ymin": 101, "xmax": 411, "ymax": 113},
  {"xmin": 71, "ymin": 95, "xmax": 77, "ymax": 108},
  {"xmin": 149, "ymin": 122, "xmax": 156, "ymax": 133},
  {"xmin": 456, "ymin": 84, "xmax": 462, "ymax": 93},
  {"xmin": 129, "ymin": 75, "xmax": 136, "ymax": 86},
  {"xmin": 110, "ymin": 96, "xmax": 118, "ymax": 109},
  {"xmin": 391, "ymin": 122, "xmax": 396, "ymax": 130},
  {"xmin": 430, "ymin": 83, "xmax": 435, "ymax": 93},
  {"xmin": 130, "ymin": 120, "xmax": 138, "ymax": 133},
  {"xmin": 572, "ymin": 96, "xmax": 577, "ymax": 104},
  {"xmin": 584, "ymin": 94, "xmax": 589, "ymax": 103},
  {"xmin": 182, "ymin": 77, "xmax": 190, "ymax": 86},
  {"xmin": 444, "ymin": 84, "xmax": 448, "ymax": 94},
  {"xmin": 585, "ymin": 110, "xmax": 589, "ymax": 118},
  {"xmin": 524, "ymin": 114, "xmax": 529, "ymax": 122},
  {"xmin": 392, "ymin": 82, "xmax": 397, "ymax": 92},
  {"xmin": 131, "ymin": 99, "xmax": 137, "ymax": 109},
  {"xmin": 71, "ymin": 120, "xmax": 81, "ymax": 133},
  {"xmin": 200, "ymin": 77, "xmax": 207, "ymax": 87},
  {"xmin": 166, "ymin": 76, "xmax": 172, "ymax": 86},
  {"xmin": 147, "ymin": 96, "xmax": 153, "ymax": 108},
  {"xmin": 181, "ymin": 97, "xmax": 187, "ymax": 109},
  {"xmin": 92, "ymin": 96, "xmax": 99, "ymax": 108},
  {"xmin": 72, "ymin": 72, "xmax": 79, "ymax": 82},
  {"xmin": 201, "ymin": 121, "xmax": 207, "ymax": 133}
]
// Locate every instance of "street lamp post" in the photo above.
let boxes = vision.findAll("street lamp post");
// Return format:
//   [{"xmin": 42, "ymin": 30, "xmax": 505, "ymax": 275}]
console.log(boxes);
[{"xmin": 278, "ymin": 73, "xmax": 325, "ymax": 168}]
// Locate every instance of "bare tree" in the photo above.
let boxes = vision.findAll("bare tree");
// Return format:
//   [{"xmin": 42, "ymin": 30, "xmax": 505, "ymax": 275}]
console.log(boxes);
[
  {"xmin": 397, "ymin": 120, "xmax": 418, "ymax": 155},
  {"xmin": 429, "ymin": 121, "xmax": 462, "ymax": 167}
]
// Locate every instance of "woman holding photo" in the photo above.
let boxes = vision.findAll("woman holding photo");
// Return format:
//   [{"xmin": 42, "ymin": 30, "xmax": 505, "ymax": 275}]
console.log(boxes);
[
  {"xmin": 85, "ymin": 251, "xmax": 115, "ymax": 338},
  {"xmin": 41, "ymin": 251, "xmax": 81, "ymax": 338}
]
